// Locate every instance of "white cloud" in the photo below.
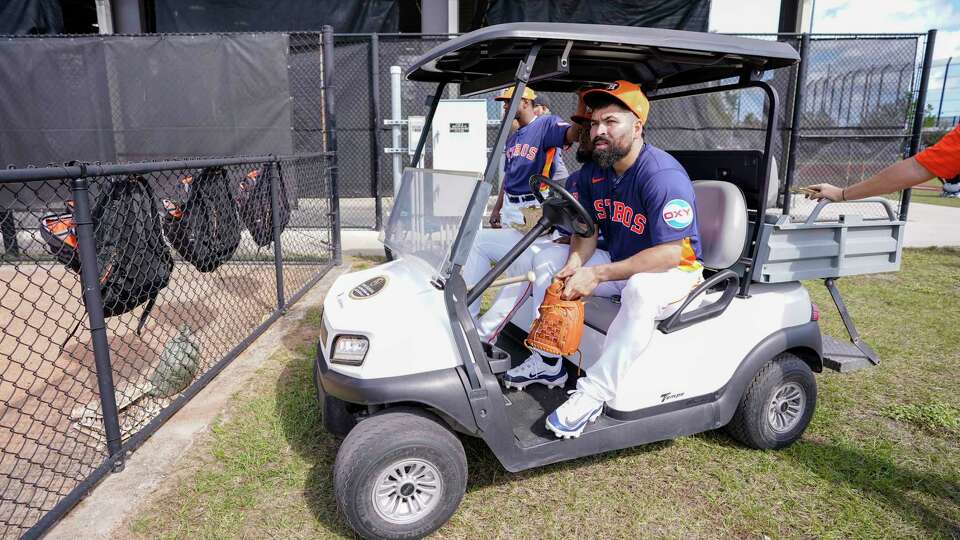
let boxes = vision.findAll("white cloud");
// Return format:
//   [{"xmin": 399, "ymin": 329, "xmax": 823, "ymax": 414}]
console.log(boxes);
[
  {"xmin": 708, "ymin": 0, "xmax": 781, "ymax": 33},
  {"xmin": 934, "ymin": 29, "xmax": 960, "ymax": 60},
  {"xmin": 709, "ymin": 0, "xmax": 960, "ymax": 59}
]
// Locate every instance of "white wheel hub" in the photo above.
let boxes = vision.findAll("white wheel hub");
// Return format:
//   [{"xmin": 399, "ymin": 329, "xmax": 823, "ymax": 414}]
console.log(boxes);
[
  {"xmin": 372, "ymin": 458, "xmax": 444, "ymax": 524},
  {"xmin": 768, "ymin": 382, "xmax": 805, "ymax": 434}
]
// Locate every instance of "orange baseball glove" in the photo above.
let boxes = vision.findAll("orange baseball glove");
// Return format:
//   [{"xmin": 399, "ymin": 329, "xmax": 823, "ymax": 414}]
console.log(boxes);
[{"xmin": 525, "ymin": 278, "xmax": 585, "ymax": 357}]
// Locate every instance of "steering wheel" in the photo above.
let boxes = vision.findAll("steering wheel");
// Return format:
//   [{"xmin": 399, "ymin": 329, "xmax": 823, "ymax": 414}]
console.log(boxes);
[{"xmin": 527, "ymin": 174, "xmax": 596, "ymax": 238}]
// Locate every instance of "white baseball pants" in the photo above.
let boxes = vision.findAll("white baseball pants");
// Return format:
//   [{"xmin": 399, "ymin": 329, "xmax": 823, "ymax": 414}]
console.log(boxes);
[{"xmin": 530, "ymin": 246, "xmax": 703, "ymax": 403}]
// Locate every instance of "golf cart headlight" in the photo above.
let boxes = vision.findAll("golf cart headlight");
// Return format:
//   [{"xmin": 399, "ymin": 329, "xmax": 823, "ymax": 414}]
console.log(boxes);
[{"xmin": 332, "ymin": 335, "xmax": 369, "ymax": 365}]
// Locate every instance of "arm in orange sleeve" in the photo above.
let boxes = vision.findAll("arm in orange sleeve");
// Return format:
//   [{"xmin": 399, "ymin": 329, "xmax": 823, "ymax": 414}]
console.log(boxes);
[
  {"xmin": 915, "ymin": 124, "xmax": 960, "ymax": 179},
  {"xmin": 840, "ymin": 157, "xmax": 937, "ymax": 201},
  {"xmin": 809, "ymin": 125, "xmax": 959, "ymax": 202}
]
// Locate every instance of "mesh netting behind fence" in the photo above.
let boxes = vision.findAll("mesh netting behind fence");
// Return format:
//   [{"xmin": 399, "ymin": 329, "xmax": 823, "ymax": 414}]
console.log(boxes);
[
  {"xmin": 788, "ymin": 34, "xmax": 927, "ymax": 220},
  {"xmin": 0, "ymin": 153, "xmax": 335, "ymax": 539}
]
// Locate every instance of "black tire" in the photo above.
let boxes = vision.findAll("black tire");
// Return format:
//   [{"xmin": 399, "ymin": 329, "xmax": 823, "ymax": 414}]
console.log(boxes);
[
  {"xmin": 334, "ymin": 408, "xmax": 467, "ymax": 540},
  {"xmin": 726, "ymin": 352, "xmax": 817, "ymax": 450}
]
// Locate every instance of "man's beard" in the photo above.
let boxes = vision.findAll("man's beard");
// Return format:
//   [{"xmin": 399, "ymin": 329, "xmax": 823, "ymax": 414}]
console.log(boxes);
[{"xmin": 592, "ymin": 137, "xmax": 629, "ymax": 169}]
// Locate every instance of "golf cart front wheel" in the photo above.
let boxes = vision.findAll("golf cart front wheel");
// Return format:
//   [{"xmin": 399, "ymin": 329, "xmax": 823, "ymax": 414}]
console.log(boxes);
[
  {"xmin": 334, "ymin": 408, "xmax": 467, "ymax": 539},
  {"xmin": 727, "ymin": 352, "xmax": 817, "ymax": 450}
]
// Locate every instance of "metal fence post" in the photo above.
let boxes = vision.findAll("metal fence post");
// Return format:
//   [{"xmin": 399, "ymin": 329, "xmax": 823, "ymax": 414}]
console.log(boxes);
[
  {"xmin": 936, "ymin": 56, "xmax": 952, "ymax": 125},
  {"xmin": 71, "ymin": 173, "xmax": 124, "ymax": 471},
  {"xmin": 782, "ymin": 32, "xmax": 810, "ymax": 216},
  {"xmin": 902, "ymin": 28, "xmax": 937, "ymax": 221},
  {"xmin": 390, "ymin": 65, "xmax": 403, "ymax": 196},
  {"xmin": 322, "ymin": 25, "xmax": 342, "ymax": 264},
  {"xmin": 370, "ymin": 34, "xmax": 383, "ymax": 230},
  {"xmin": 270, "ymin": 159, "xmax": 286, "ymax": 312}
]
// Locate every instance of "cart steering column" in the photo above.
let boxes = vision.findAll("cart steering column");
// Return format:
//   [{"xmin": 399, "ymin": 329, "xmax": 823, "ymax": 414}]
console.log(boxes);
[{"xmin": 466, "ymin": 174, "xmax": 595, "ymax": 305}]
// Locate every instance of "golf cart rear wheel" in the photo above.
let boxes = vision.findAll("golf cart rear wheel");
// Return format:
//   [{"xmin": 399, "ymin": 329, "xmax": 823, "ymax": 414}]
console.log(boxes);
[
  {"xmin": 334, "ymin": 408, "xmax": 467, "ymax": 540},
  {"xmin": 727, "ymin": 352, "xmax": 817, "ymax": 450}
]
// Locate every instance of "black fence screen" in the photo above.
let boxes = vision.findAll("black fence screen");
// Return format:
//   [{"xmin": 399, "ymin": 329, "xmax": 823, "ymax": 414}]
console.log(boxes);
[
  {"xmin": 2, "ymin": 31, "xmax": 930, "ymax": 230},
  {"xmin": 0, "ymin": 32, "xmax": 328, "ymax": 166}
]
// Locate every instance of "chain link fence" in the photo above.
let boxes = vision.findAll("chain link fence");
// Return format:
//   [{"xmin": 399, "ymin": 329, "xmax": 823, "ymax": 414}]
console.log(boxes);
[
  {"xmin": 0, "ymin": 25, "xmax": 342, "ymax": 539},
  {"xmin": 0, "ymin": 154, "xmax": 336, "ymax": 539},
  {"xmin": 788, "ymin": 33, "xmax": 931, "ymax": 220},
  {"xmin": 326, "ymin": 32, "xmax": 931, "ymax": 229}
]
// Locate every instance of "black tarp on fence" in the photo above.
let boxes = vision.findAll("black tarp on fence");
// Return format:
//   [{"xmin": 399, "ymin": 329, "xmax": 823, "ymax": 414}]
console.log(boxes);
[
  {"xmin": 481, "ymin": 0, "xmax": 710, "ymax": 32},
  {"xmin": 0, "ymin": 0, "xmax": 62, "ymax": 35},
  {"xmin": 0, "ymin": 33, "xmax": 298, "ymax": 168},
  {"xmin": 154, "ymin": 0, "xmax": 399, "ymax": 33}
]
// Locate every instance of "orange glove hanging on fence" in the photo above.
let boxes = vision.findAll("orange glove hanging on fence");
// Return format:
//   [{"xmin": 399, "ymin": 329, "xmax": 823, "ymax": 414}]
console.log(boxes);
[{"xmin": 525, "ymin": 278, "xmax": 585, "ymax": 357}]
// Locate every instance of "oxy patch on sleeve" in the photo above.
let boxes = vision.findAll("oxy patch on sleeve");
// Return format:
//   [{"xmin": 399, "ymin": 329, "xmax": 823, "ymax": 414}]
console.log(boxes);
[{"xmin": 661, "ymin": 199, "xmax": 694, "ymax": 230}]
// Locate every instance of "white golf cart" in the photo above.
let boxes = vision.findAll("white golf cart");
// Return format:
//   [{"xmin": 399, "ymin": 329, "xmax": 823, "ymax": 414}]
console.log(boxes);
[{"xmin": 314, "ymin": 23, "xmax": 906, "ymax": 539}]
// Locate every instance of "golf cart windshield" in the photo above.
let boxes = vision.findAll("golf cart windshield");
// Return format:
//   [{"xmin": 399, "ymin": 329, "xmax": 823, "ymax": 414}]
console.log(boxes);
[{"xmin": 382, "ymin": 168, "xmax": 484, "ymax": 277}]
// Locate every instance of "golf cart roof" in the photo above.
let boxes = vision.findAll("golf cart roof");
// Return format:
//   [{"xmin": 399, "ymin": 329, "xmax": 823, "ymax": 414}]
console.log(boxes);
[{"xmin": 405, "ymin": 23, "xmax": 799, "ymax": 93}]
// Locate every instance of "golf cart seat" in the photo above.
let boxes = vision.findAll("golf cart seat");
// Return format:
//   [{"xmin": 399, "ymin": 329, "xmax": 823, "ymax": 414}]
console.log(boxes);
[
  {"xmin": 584, "ymin": 180, "xmax": 747, "ymax": 335},
  {"xmin": 666, "ymin": 150, "xmax": 779, "ymax": 218}
]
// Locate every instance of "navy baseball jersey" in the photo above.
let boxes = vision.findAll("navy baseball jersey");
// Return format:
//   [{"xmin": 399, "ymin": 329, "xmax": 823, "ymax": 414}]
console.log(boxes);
[
  {"xmin": 503, "ymin": 114, "xmax": 570, "ymax": 195},
  {"xmin": 575, "ymin": 144, "xmax": 702, "ymax": 265}
]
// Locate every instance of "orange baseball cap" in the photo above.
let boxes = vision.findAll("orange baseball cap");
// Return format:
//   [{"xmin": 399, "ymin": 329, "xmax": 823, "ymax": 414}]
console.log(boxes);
[
  {"xmin": 582, "ymin": 80, "xmax": 649, "ymax": 123},
  {"xmin": 495, "ymin": 86, "xmax": 537, "ymax": 101}
]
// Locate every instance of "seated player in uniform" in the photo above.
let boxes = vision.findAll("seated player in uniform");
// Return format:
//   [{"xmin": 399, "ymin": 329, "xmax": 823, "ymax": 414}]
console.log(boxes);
[
  {"xmin": 501, "ymin": 81, "xmax": 705, "ymax": 439},
  {"xmin": 463, "ymin": 87, "xmax": 584, "ymax": 341},
  {"xmin": 466, "ymin": 106, "xmax": 596, "ymax": 344}
]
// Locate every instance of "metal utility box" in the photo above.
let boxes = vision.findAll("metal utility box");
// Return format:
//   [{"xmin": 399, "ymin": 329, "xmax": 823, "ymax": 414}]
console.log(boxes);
[
  {"xmin": 431, "ymin": 99, "xmax": 488, "ymax": 174},
  {"xmin": 407, "ymin": 116, "xmax": 426, "ymax": 170},
  {"xmin": 752, "ymin": 198, "xmax": 906, "ymax": 283}
]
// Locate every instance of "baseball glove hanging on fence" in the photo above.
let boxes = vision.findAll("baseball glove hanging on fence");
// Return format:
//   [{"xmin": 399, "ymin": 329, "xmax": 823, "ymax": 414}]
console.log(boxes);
[{"xmin": 525, "ymin": 278, "xmax": 584, "ymax": 357}]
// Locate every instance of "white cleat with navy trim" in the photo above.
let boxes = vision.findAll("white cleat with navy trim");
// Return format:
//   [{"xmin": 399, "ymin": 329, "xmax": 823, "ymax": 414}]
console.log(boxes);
[
  {"xmin": 503, "ymin": 351, "xmax": 568, "ymax": 390},
  {"xmin": 545, "ymin": 389, "xmax": 604, "ymax": 439}
]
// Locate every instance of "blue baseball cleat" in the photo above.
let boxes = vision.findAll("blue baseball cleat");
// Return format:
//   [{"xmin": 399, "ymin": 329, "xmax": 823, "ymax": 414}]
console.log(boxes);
[{"xmin": 503, "ymin": 352, "xmax": 568, "ymax": 390}]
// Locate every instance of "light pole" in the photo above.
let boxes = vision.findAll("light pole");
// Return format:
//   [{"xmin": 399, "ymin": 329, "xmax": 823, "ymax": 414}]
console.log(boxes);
[{"xmin": 937, "ymin": 57, "xmax": 953, "ymax": 126}]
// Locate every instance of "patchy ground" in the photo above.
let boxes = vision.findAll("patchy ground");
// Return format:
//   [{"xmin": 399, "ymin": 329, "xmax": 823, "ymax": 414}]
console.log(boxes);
[{"xmin": 128, "ymin": 250, "xmax": 959, "ymax": 539}]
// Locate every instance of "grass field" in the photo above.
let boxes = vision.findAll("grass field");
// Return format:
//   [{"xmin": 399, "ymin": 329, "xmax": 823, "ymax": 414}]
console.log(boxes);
[{"xmin": 128, "ymin": 250, "xmax": 959, "ymax": 539}]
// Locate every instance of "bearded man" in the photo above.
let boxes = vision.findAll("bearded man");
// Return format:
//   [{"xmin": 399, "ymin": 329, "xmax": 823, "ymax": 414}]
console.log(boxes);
[{"xmin": 501, "ymin": 81, "xmax": 704, "ymax": 439}]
